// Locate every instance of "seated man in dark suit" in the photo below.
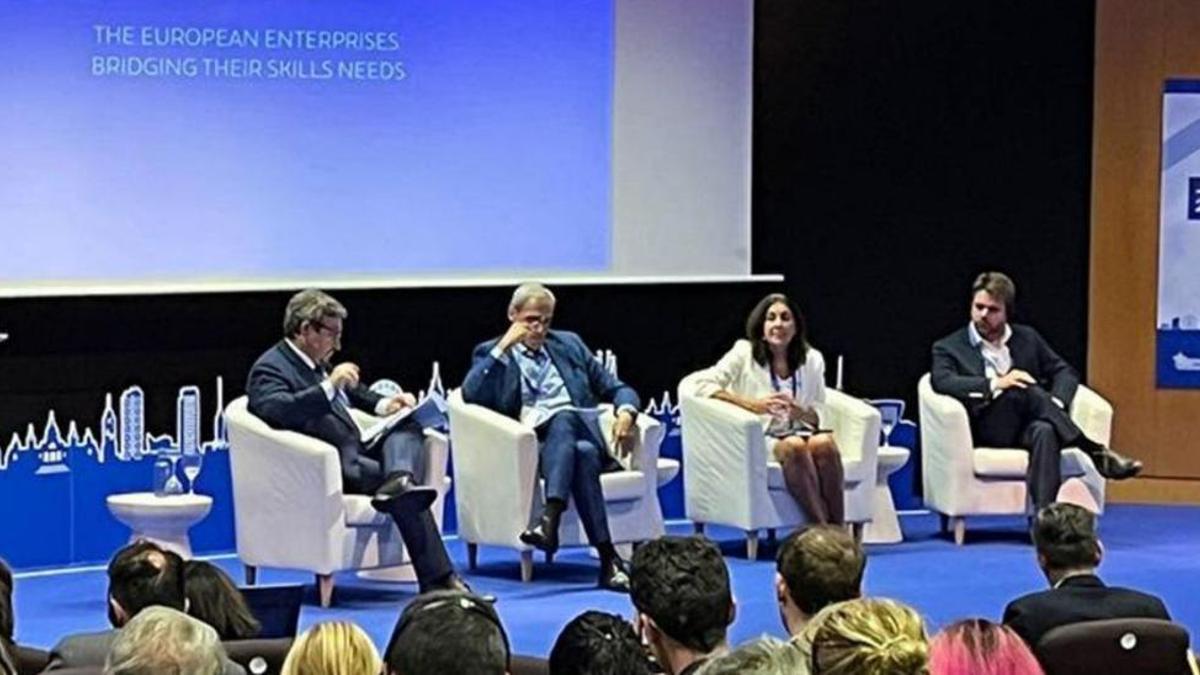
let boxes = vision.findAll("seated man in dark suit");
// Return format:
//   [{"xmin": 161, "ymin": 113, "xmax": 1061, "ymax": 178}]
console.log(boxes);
[
  {"xmin": 1003, "ymin": 502, "xmax": 1171, "ymax": 647},
  {"xmin": 931, "ymin": 271, "xmax": 1140, "ymax": 509},
  {"xmin": 247, "ymin": 289, "xmax": 465, "ymax": 594},
  {"xmin": 46, "ymin": 540, "xmax": 244, "ymax": 674},
  {"xmin": 462, "ymin": 283, "xmax": 640, "ymax": 592}
]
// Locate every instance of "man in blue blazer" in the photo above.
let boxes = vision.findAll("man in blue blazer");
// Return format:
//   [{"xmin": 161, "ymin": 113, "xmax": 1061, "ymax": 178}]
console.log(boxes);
[
  {"xmin": 462, "ymin": 283, "xmax": 639, "ymax": 592},
  {"xmin": 247, "ymin": 289, "xmax": 466, "ymax": 594},
  {"xmin": 931, "ymin": 272, "xmax": 1140, "ymax": 510}
]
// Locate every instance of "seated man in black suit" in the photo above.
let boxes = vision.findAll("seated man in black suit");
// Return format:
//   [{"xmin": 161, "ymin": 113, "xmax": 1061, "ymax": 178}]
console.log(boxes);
[
  {"xmin": 1003, "ymin": 502, "xmax": 1171, "ymax": 647},
  {"xmin": 931, "ymin": 271, "xmax": 1140, "ymax": 509},
  {"xmin": 247, "ymin": 289, "xmax": 466, "ymax": 594},
  {"xmin": 46, "ymin": 540, "xmax": 243, "ymax": 674}
]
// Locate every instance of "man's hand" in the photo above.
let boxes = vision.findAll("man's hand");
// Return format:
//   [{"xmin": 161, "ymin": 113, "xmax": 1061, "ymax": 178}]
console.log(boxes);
[
  {"xmin": 380, "ymin": 392, "xmax": 417, "ymax": 415},
  {"xmin": 994, "ymin": 369, "xmax": 1036, "ymax": 391},
  {"xmin": 328, "ymin": 362, "xmax": 361, "ymax": 390},
  {"xmin": 497, "ymin": 321, "xmax": 531, "ymax": 352},
  {"xmin": 612, "ymin": 410, "xmax": 636, "ymax": 457}
]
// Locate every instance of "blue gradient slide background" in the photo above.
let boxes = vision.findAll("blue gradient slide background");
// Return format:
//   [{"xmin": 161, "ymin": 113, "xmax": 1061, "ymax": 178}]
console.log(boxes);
[{"xmin": 0, "ymin": 1, "xmax": 613, "ymax": 284}]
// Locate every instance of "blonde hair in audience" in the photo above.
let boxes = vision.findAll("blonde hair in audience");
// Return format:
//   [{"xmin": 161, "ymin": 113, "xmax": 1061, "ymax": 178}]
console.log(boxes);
[
  {"xmin": 281, "ymin": 621, "xmax": 381, "ymax": 675},
  {"xmin": 803, "ymin": 598, "xmax": 929, "ymax": 675},
  {"xmin": 696, "ymin": 636, "xmax": 806, "ymax": 675}
]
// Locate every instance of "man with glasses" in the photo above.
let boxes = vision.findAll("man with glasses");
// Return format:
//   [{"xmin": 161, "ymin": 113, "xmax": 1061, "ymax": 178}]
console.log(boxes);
[
  {"xmin": 462, "ymin": 283, "xmax": 639, "ymax": 592},
  {"xmin": 247, "ymin": 288, "xmax": 467, "ymax": 594}
]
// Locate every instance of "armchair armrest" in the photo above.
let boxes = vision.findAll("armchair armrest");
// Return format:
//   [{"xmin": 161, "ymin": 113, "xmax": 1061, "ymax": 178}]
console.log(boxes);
[
  {"xmin": 678, "ymin": 373, "xmax": 770, "ymax": 528},
  {"xmin": 1070, "ymin": 385, "xmax": 1113, "ymax": 448},
  {"xmin": 599, "ymin": 405, "xmax": 664, "ymax": 473},
  {"xmin": 447, "ymin": 389, "xmax": 540, "ymax": 547},
  {"xmin": 224, "ymin": 397, "xmax": 346, "ymax": 570},
  {"xmin": 824, "ymin": 389, "xmax": 881, "ymax": 483}
]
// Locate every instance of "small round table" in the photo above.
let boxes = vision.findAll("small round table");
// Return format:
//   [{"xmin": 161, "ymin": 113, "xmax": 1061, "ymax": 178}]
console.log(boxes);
[
  {"xmin": 863, "ymin": 446, "xmax": 911, "ymax": 544},
  {"xmin": 106, "ymin": 492, "xmax": 213, "ymax": 559}
]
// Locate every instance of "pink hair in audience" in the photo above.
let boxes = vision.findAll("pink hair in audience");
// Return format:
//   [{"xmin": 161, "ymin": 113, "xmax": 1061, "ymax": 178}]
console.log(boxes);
[{"xmin": 929, "ymin": 619, "xmax": 1044, "ymax": 675}]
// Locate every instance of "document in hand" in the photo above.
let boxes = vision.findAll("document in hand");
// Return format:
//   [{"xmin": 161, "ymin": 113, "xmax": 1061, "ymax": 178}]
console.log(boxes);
[{"xmin": 360, "ymin": 392, "xmax": 449, "ymax": 444}]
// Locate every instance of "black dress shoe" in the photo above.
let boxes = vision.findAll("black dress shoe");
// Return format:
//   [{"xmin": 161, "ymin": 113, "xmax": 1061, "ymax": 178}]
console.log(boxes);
[
  {"xmin": 370, "ymin": 473, "xmax": 438, "ymax": 516},
  {"xmin": 519, "ymin": 517, "xmax": 560, "ymax": 554},
  {"xmin": 598, "ymin": 558, "xmax": 631, "ymax": 594},
  {"xmin": 1094, "ymin": 447, "xmax": 1143, "ymax": 480}
]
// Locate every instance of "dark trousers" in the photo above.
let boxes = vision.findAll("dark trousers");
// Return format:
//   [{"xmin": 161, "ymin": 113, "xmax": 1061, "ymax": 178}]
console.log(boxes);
[
  {"xmin": 971, "ymin": 385, "xmax": 1088, "ymax": 509},
  {"xmin": 312, "ymin": 415, "xmax": 452, "ymax": 587},
  {"xmin": 536, "ymin": 410, "xmax": 618, "ymax": 545}
]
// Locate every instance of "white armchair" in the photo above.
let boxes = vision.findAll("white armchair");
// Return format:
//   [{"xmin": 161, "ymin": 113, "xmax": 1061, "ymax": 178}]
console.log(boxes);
[
  {"xmin": 677, "ymin": 371, "xmax": 881, "ymax": 559},
  {"xmin": 447, "ymin": 389, "xmax": 665, "ymax": 582},
  {"xmin": 917, "ymin": 374, "xmax": 1108, "ymax": 545},
  {"xmin": 224, "ymin": 396, "xmax": 452, "ymax": 607}
]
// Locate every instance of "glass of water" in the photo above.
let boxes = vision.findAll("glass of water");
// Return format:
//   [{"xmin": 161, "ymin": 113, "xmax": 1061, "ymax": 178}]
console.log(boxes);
[{"xmin": 181, "ymin": 448, "xmax": 204, "ymax": 495}]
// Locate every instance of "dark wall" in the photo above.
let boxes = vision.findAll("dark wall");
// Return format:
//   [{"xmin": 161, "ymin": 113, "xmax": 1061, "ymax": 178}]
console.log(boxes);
[
  {"xmin": 754, "ymin": 0, "xmax": 1095, "ymax": 402},
  {"xmin": 1, "ymin": 0, "xmax": 1097, "ymax": 429}
]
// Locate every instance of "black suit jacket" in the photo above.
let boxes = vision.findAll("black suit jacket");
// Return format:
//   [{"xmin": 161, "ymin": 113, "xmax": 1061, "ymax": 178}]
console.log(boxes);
[
  {"xmin": 246, "ymin": 340, "xmax": 385, "ymax": 493},
  {"xmin": 1003, "ymin": 574, "xmax": 1171, "ymax": 648},
  {"xmin": 931, "ymin": 324, "xmax": 1079, "ymax": 417}
]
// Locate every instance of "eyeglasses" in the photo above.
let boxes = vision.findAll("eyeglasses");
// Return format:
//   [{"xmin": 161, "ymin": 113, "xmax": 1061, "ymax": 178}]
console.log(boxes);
[{"xmin": 312, "ymin": 321, "xmax": 343, "ymax": 338}]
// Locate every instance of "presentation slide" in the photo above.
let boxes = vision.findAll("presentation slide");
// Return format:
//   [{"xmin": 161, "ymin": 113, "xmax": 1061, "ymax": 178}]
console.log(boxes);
[
  {"xmin": 0, "ymin": 1, "xmax": 612, "ymax": 285},
  {"xmin": 0, "ymin": 0, "xmax": 753, "ymax": 295}
]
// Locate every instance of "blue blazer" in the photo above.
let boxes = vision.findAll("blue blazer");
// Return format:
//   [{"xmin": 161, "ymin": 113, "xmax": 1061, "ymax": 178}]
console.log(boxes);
[
  {"xmin": 461, "ymin": 330, "xmax": 639, "ymax": 450},
  {"xmin": 246, "ymin": 340, "xmax": 385, "ymax": 492}
]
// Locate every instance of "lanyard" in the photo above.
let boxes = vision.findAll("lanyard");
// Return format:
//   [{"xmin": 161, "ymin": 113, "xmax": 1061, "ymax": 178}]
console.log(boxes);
[{"xmin": 769, "ymin": 368, "xmax": 800, "ymax": 398}]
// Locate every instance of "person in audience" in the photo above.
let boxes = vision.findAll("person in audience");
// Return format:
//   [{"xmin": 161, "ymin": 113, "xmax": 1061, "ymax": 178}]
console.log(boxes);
[
  {"xmin": 183, "ymin": 560, "xmax": 261, "ymax": 641},
  {"xmin": 928, "ymin": 618, "xmax": 1043, "ymax": 675},
  {"xmin": 281, "ymin": 621, "xmax": 380, "ymax": 675},
  {"xmin": 931, "ymin": 271, "xmax": 1140, "ymax": 511},
  {"xmin": 384, "ymin": 589, "xmax": 509, "ymax": 675},
  {"xmin": 0, "ymin": 559, "xmax": 15, "ymax": 675},
  {"xmin": 1002, "ymin": 502, "xmax": 1170, "ymax": 647},
  {"xmin": 776, "ymin": 526, "xmax": 866, "ymax": 636},
  {"xmin": 46, "ymin": 540, "xmax": 243, "ymax": 674},
  {"xmin": 462, "ymin": 282, "xmax": 641, "ymax": 592},
  {"xmin": 685, "ymin": 292, "xmax": 844, "ymax": 524},
  {"xmin": 549, "ymin": 610, "xmax": 652, "ymax": 675},
  {"xmin": 802, "ymin": 597, "xmax": 928, "ymax": 675},
  {"xmin": 247, "ymin": 288, "xmax": 467, "ymax": 594},
  {"xmin": 629, "ymin": 536, "xmax": 735, "ymax": 675},
  {"xmin": 103, "ymin": 605, "xmax": 225, "ymax": 675},
  {"xmin": 695, "ymin": 637, "xmax": 808, "ymax": 675}
]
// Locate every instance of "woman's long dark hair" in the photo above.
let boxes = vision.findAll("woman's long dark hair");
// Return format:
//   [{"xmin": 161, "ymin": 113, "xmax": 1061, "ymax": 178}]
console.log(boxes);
[
  {"xmin": 746, "ymin": 293, "xmax": 810, "ymax": 373},
  {"xmin": 184, "ymin": 560, "xmax": 261, "ymax": 641}
]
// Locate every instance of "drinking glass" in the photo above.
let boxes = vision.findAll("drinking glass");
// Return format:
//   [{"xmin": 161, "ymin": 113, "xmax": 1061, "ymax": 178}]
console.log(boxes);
[{"xmin": 181, "ymin": 448, "xmax": 204, "ymax": 494}]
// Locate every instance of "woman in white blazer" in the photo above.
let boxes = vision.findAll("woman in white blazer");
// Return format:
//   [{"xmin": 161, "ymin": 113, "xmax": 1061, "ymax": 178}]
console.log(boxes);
[{"xmin": 689, "ymin": 293, "xmax": 844, "ymax": 524}]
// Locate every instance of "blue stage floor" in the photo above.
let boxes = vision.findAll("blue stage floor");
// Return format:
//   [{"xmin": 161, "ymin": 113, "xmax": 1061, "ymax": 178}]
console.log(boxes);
[{"xmin": 10, "ymin": 504, "xmax": 1200, "ymax": 658}]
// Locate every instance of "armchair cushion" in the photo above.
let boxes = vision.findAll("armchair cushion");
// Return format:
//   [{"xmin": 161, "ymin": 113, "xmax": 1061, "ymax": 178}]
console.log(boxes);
[
  {"xmin": 599, "ymin": 471, "xmax": 649, "ymax": 502},
  {"xmin": 973, "ymin": 447, "xmax": 1091, "ymax": 480}
]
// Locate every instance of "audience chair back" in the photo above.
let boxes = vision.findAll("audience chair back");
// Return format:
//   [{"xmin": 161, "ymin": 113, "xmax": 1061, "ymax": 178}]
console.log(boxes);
[
  {"xmin": 225, "ymin": 637, "xmax": 294, "ymax": 675},
  {"xmin": 240, "ymin": 584, "xmax": 304, "ymax": 638},
  {"xmin": 1035, "ymin": 618, "xmax": 1191, "ymax": 675}
]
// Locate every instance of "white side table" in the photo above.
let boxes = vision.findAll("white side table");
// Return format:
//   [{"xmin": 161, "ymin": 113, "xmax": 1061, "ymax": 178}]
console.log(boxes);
[
  {"xmin": 863, "ymin": 446, "xmax": 910, "ymax": 544},
  {"xmin": 106, "ymin": 492, "xmax": 213, "ymax": 559}
]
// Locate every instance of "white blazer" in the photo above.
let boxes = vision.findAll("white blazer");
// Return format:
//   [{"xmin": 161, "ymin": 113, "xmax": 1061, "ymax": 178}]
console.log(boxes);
[{"xmin": 685, "ymin": 339, "xmax": 828, "ymax": 431}]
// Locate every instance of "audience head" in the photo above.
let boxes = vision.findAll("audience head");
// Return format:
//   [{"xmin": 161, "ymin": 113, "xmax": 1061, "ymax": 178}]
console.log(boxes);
[
  {"xmin": 1032, "ymin": 502, "xmax": 1102, "ymax": 584},
  {"xmin": 970, "ymin": 271, "xmax": 1015, "ymax": 340},
  {"xmin": 282, "ymin": 621, "xmax": 380, "ymax": 675},
  {"xmin": 695, "ymin": 637, "xmax": 807, "ymax": 675},
  {"xmin": 385, "ymin": 590, "xmax": 509, "ymax": 675},
  {"xmin": 283, "ymin": 289, "xmax": 347, "ymax": 362},
  {"xmin": 549, "ymin": 610, "xmax": 651, "ymax": 675},
  {"xmin": 507, "ymin": 282, "xmax": 556, "ymax": 350},
  {"xmin": 776, "ymin": 526, "xmax": 866, "ymax": 635},
  {"xmin": 929, "ymin": 619, "xmax": 1043, "ymax": 675},
  {"xmin": 106, "ymin": 540, "xmax": 185, "ymax": 628},
  {"xmin": 804, "ymin": 598, "xmax": 929, "ymax": 675},
  {"xmin": 183, "ymin": 560, "xmax": 261, "ymax": 641},
  {"xmin": 630, "ymin": 536, "xmax": 735, "ymax": 673},
  {"xmin": 103, "ymin": 605, "xmax": 224, "ymax": 675},
  {"xmin": 746, "ymin": 292, "xmax": 810, "ymax": 372}
]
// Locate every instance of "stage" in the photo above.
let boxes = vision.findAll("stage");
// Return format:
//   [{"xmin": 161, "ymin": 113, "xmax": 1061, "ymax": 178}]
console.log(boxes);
[{"xmin": 9, "ymin": 505, "xmax": 1199, "ymax": 658}]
